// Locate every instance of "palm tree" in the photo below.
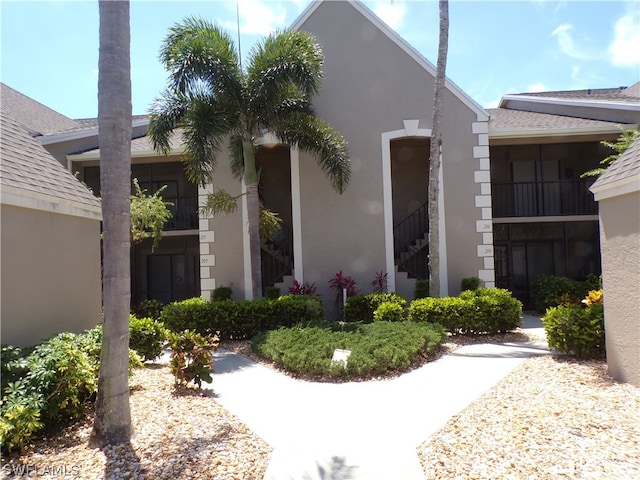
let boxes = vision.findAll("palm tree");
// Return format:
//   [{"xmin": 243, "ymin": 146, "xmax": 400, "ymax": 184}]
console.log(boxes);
[
  {"xmin": 90, "ymin": 0, "xmax": 133, "ymax": 446},
  {"xmin": 149, "ymin": 18, "xmax": 350, "ymax": 299},
  {"xmin": 427, "ymin": 0, "xmax": 449, "ymax": 298}
]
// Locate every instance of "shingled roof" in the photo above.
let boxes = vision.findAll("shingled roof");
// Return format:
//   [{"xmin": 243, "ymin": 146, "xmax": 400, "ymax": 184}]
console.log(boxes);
[
  {"xmin": 508, "ymin": 83, "xmax": 640, "ymax": 104},
  {"xmin": 488, "ymin": 108, "xmax": 622, "ymax": 131},
  {"xmin": 0, "ymin": 84, "xmax": 101, "ymax": 219},
  {"xmin": 591, "ymin": 136, "xmax": 640, "ymax": 198}
]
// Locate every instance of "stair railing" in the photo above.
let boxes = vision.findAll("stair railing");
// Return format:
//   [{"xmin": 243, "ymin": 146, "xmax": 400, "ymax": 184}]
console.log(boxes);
[
  {"xmin": 261, "ymin": 223, "xmax": 294, "ymax": 290},
  {"xmin": 393, "ymin": 202, "xmax": 429, "ymax": 279}
]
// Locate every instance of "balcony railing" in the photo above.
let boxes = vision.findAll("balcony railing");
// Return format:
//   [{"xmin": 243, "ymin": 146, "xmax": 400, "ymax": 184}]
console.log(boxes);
[
  {"xmin": 164, "ymin": 196, "xmax": 199, "ymax": 230},
  {"xmin": 492, "ymin": 179, "xmax": 597, "ymax": 218}
]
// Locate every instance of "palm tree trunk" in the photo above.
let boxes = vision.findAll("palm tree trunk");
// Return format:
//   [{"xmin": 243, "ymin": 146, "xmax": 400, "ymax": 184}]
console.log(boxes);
[
  {"xmin": 242, "ymin": 137, "xmax": 263, "ymax": 299},
  {"xmin": 90, "ymin": 0, "xmax": 133, "ymax": 447},
  {"xmin": 428, "ymin": 0, "xmax": 449, "ymax": 298}
]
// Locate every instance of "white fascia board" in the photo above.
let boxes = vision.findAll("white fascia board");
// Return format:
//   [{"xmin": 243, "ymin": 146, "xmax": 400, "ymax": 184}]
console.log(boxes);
[
  {"xmin": 291, "ymin": 0, "xmax": 489, "ymax": 121},
  {"xmin": 1, "ymin": 185, "xmax": 102, "ymax": 221},
  {"xmin": 40, "ymin": 118, "xmax": 149, "ymax": 145},
  {"xmin": 591, "ymin": 174, "xmax": 640, "ymax": 201},
  {"xmin": 499, "ymin": 95, "xmax": 640, "ymax": 112},
  {"xmin": 67, "ymin": 146, "xmax": 185, "ymax": 163},
  {"xmin": 489, "ymin": 124, "xmax": 636, "ymax": 140}
]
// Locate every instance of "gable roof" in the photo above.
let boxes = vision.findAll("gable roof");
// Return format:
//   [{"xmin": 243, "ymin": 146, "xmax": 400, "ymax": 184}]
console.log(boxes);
[
  {"xmin": 591, "ymin": 136, "xmax": 640, "ymax": 201},
  {"xmin": 292, "ymin": 0, "xmax": 488, "ymax": 121},
  {"xmin": 504, "ymin": 83, "xmax": 640, "ymax": 104},
  {"xmin": 0, "ymin": 84, "xmax": 101, "ymax": 219},
  {"xmin": 1, "ymin": 83, "xmax": 80, "ymax": 136}
]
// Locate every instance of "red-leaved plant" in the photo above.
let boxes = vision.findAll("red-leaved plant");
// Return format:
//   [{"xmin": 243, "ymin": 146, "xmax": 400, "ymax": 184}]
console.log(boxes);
[
  {"xmin": 371, "ymin": 270, "xmax": 388, "ymax": 293},
  {"xmin": 328, "ymin": 270, "xmax": 358, "ymax": 297},
  {"xmin": 289, "ymin": 279, "xmax": 317, "ymax": 296}
]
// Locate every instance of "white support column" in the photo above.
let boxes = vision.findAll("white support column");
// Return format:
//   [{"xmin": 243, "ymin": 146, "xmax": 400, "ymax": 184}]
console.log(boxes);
[{"xmin": 290, "ymin": 147, "xmax": 303, "ymax": 283}]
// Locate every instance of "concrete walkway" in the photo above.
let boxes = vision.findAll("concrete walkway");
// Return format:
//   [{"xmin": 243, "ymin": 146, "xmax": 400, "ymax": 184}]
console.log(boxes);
[{"xmin": 202, "ymin": 314, "xmax": 550, "ymax": 480}]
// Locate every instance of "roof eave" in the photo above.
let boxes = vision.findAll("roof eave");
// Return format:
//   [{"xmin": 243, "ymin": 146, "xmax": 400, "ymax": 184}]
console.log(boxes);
[
  {"xmin": 590, "ymin": 174, "xmax": 640, "ymax": 201},
  {"xmin": 499, "ymin": 94, "xmax": 640, "ymax": 112},
  {"xmin": 489, "ymin": 124, "xmax": 637, "ymax": 140},
  {"xmin": 40, "ymin": 118, "xmax": 149, "ymax": 145}
]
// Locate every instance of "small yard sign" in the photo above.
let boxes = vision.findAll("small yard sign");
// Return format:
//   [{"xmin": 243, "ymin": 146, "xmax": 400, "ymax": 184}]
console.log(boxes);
[{"xmin": 331, "ymin": 348, "xmax": 351, "ymax": 367}]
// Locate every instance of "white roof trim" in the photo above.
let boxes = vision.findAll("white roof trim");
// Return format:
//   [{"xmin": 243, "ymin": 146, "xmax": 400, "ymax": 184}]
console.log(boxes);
[
  {"xmin": 590, "ymin": 174, "xmax": 640, "ymax": 201},
  {"xmin": 489, "ymin": 124, "xmax": 635, "ymax": 140},
  {"xmin": 68, "ymin": 146, "xmax": 185, "ymax": 162},
  {"xmin": 291, "ymin": 0, "xmax": 488, "ymax": 121},
  {"xmin": 40, "ymin": 118, "xmax": 149, "ymax": 145},
  {"xmin": 499, "ymin": 94, "xmax": 640, "ymax": 112},
  {"xmin": 1, "ymin": 185, "xmax": 102, "ymax": 220}
]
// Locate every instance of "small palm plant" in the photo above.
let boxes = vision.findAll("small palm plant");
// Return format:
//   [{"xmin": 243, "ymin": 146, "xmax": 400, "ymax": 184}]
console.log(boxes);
[{"xmin": 149, "ymin": 18, "xmax": 351, "ymax": 299}]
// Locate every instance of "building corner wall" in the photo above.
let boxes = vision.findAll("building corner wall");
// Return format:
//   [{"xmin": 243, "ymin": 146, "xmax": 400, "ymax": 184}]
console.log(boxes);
[{"xmin": 598, "ymin": 192, "xmax": 640, "ymax": 387}]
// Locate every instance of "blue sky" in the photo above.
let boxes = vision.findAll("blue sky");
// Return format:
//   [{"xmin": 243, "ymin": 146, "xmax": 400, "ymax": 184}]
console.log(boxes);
[{"xmin": 1, "ymin": 0, "xmax": 639, "ymax": 119}]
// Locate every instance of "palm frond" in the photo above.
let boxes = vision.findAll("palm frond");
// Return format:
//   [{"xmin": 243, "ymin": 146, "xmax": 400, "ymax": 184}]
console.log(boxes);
[
  {"xmin": 246, "ymin": 30, "xmax": 323, "ymax": 117},
  {"xmin": 148, "ymin": 90, "xmax": 190, "ymax": 155},
  {"xmin": 275, "ymin": 112, "xmax": 350, "ymax": 193},
  {"xmin": 180, "ymin": 93, "xmax": 239, "ymax": 186},
  {"xmin": 160, "ymin": 16, "xmax": 245, "ymax": 103},
  {"xmin": 228, "ymin": 132, "xmax": 245, "ymax": 180}
]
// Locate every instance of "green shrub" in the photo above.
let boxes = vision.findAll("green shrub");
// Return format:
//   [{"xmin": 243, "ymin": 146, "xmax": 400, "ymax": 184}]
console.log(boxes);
[
  {"xmin": 409, "ymin": 288, "xmax": 522, "ymax": 334},
  {"xmin": 461, "ymin": 277, "xmax": 481, "ymax": 291},
  {"xmin": 129, "ymin": 315, "xmax": 168, "ymax": 361},
  {"xmin": 414, "ymin": 279, "xmax": 429, "ymax": 299},
  {"xmin": 264, "ymin": 286, "xmax": 281, "ymax": 300},
  {"xmin": 252, "ymin": 321, "xmax": 446, "ymax": 379},
  {"xmin": 1, "ymin": 327, "xmax": 143, "ymax": 452},
  {"xmin": 212, "ymin": 285, "xmax": 233, "ymax": 302},
  {"xmin": 373, "ymin": 301, "xmax": 405, "ymax": 323},
  {"xmin": 131, "ymin": 299, "xmax": 164, "ymax": 320},
  {"xmin": 343, "ymin": 293, "xmax": 407, "ymax": 323},
  {"xmin": 169, "ymin": 330, "xmax": 219, "ymax": 388},
  {"xmin": 162, "ymin": 295, "xmax": 324, "ymax": 340},
  {"xmin": 531, "ymin": 274, "xmax": 601, "ymax": 313},
  {"xmin": 162, "ymin": 297, "xmax": 213, "ymax": 333},
  {"xmin": 542, "ymin": 303, "xmax": 604, "ymax": 359}
]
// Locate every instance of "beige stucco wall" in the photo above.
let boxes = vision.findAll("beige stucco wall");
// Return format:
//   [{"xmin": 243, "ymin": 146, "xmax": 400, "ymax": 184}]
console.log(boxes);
[
  {"xmin": 598, "ymin": 191, "xmax": 640, "ymax": 387},
  {"xmin": 202, "ymin": 1, "xmax": 491, "ymax": 310},
  {"xmin": 298, "ymin": 1, "xmax": 488, "ymax": 307},
  {"xmin": 1, "ymin": 205, "xmax": 102, "ymax": 347}
]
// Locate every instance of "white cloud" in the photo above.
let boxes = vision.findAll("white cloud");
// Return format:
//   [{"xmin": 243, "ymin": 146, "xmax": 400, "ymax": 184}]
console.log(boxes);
[
  {"xmin": 372, "ymin": 0, "xmax": 407, "ymax": 30},
  {"xmin": 551, "ymin": 23, "xmax": 591, "ymax": 60},
  {"xmin": 526, "ymin": 83, "xmax": 546, "ymax": 93},
  {"xmin": 609, "ymin": 9, "xmax": 640, "ymax": 67},
  {"xmin": 235, "ymin": 0, "xmax": 287, "ymax": 35}
]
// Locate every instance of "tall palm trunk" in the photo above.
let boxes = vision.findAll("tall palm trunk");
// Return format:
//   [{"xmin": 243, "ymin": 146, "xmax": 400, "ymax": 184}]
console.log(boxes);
[
  {"xmin": 428, "ymin": 0, "xmax": 449, "ymax": 298},
  {"xmin": 242, "ymin": 137, "xmax": 263, "ymax": 299},
  {"xmin": 90, "ymin": 0, "xmax": 133, "ymax": 447}
]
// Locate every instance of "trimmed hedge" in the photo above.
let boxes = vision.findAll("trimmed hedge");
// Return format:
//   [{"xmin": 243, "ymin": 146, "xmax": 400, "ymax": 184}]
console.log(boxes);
[
  {"xmin": 161, "ymin": 295, "xmax": 324, "ymax": 340},
  {"xmin": 252, "ymin": 320, "xmax": 447, "ymax": 379},
  {"xmin": 409, "ymin": 288, "xmax": 522, "ymax": 334},
  {"xmin": 343, "ymin": 293, "xmax": 407, "ymax": 323},
  {"xmin": 531, "ymin": 274, "xmax": 601, "ymax": 313}
]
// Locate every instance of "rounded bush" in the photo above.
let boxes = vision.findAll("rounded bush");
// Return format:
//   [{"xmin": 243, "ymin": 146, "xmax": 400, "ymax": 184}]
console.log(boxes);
[
  {"xmin": 373, "ymin": 301, "xmax": 405, "ymax": 322},
  {"xmin": 344, "ymin": 293, "xmax": 407, "ymax": 323},
  {"xmin": 129, "ymin": 315, "xmax": 168, "ymax": 361},
  {"xmin": 542, "ymin": 303, "xmax": 604, "ymax": 359}
]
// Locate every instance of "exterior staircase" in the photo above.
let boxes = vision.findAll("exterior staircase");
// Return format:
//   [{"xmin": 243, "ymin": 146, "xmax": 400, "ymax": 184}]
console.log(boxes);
[
  {"xmin": 393, "ymin": 202, "xmax": 429, "ymax": 281},
  {"xmin": 261, "ymin": 224, "xmax": 293, "ymax": 292}
]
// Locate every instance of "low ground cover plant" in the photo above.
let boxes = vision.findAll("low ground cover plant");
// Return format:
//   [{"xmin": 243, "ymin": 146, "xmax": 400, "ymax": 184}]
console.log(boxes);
[
  {"xmin": 542, "ymin": 290, "xmax": 604, "ymax": 359},
  {"xmin": 252, "ymin": 321, "xmax": 446, "ymax": 380},
  {"xmin": 409, "ymin": 288, "xmax": 522, "ymax": 334}
]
